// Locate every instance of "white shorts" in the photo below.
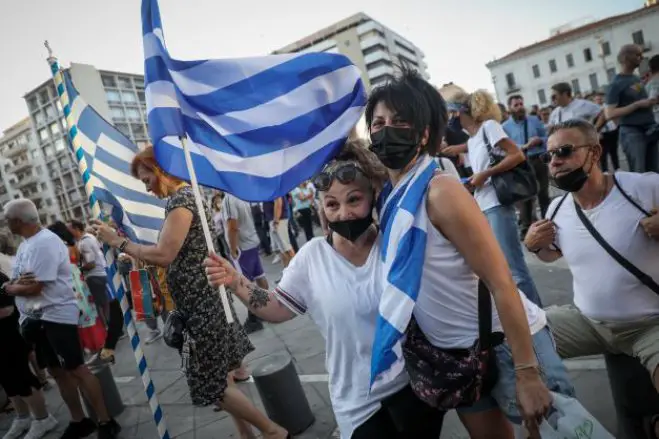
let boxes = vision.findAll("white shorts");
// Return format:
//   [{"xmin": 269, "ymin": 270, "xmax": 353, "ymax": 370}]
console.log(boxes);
[{"xmin": 269, "ymin": 219, "xmax": 292, "ymax": 253}]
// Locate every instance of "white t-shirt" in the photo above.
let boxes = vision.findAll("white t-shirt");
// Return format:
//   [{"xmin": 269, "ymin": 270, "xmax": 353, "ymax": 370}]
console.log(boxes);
[
  {"xmin": 467, "ymin": 120, "xmax": 508, "ymax": 212},
  {"xmin": 12, "ymin": 228, "xmax": 78, "ymax": 325},
  {"xmin": 77, "ymin": 233, "xmax": 107, "ymax": 278},
  {"xmin": 548, "ymin": 99, "xmax": 601, "ymax": 126},
  {"xmin": 549, "ymin": 172, "xmax": 659, "ymax": 321},
  {"xmin": 275, "ymin": 237, "xmax": 408, "ymax": 439},
  {"xmin": 221, "ymin": 194, "xmax": 261, "ymax": 251},
  {"xmin": 415, "ymin": 195, "xmax": 546, "ymax": 349}
]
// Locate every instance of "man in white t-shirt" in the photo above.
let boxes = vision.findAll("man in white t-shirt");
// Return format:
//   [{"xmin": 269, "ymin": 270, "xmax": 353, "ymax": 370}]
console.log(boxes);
[
  {"xmin": 523, "ymin": 119, "xmax": 659, "ymax": 437},
  {"xmin": 222, "ymin": 193, "xmax": 268, "ymax": 334},
  {"xmin": 547, "ymin": 82, "xmax": 601, "ymax": 127},
  {"xmin": 3, "ymin": 199, "xmax": 120, "ymax": 438},
  {"xmin": 69, "ymin": 219, "xmax": 109, "ymax": 325}
]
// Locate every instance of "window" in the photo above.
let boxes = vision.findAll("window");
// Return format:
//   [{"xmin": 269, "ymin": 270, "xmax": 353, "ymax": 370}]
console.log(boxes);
[
  {"xmin": 137, "ymin": 91, "xmax": 146, "ymax": 103},
  {"xmin": 39, "ymin": 90, "xmax": 50, "ymax": 105},
  {"xmin": 56, "ymin": 100, "xmax": 63, "ymax": 114},
  {"xmin": 121, "ymin": 91, "xmax": 137, "ymax": 103},
  {"xmin": 126, "ymin": 108, "xmax": 141, "ymax": 120},
  {"xmin": 27, "ymin": 96, "xmax": 38, "ymax": 111},
  {"xmin": 131, "ymin": 124, "xmax": 146, "ymax": 138},
  {"xmin": 105, "ymin": 90, "xmax": 120, "ymax": 102},
  {"xmin": 49, "ymin": 122, "xmax": 60, "ymax": 136},
  {"xmin": 532, "ymin": 64, "xmax": 540, "ymax": 78},
  {"xmin": 115, "ymin": 123, "xmax": 131, "ymax": 137},
  {"xmin": 102, "ymin": 75, "xmax": 117, "ymax": 87},
  {"xmin": 607, "ymin": 67, "xmax": 617, "ymax": 83},
  {"xmin": 537, "ymin": 89, "xmax": 547, "ymax": 105},
  {"xmin": 632, "ymin": 30, "xmax": 645, "ymax": 46},
  {"xmin": 566, "ymin": 53, "xmax": 574, "ymax": 68},
  {"xmin": 362, "ymin": 44, "xmax": 386, "ymax": 56},
  {"xmin": 110, "ymin": 106, "xmax": 125, "ymax": 119},
  {"xmin": 134, "ymin": 78, "xmax": 144, "ymax": 88},
  {"xmin": 43, "ymin": 146, "xmax": 54, "ymax": 157},
  {"xmin": 40, "ymin": 183, "xmax": 47, "ymax": 190},
  {"xmin": 548, "ymin": 59, "xmax": 557, "ymax": 73},
  {"xmin": 54, "ymin": 138, "xmax": 66, "ymax": 152},
  {"xmin": 360, "ymin": 30, "xmax": 385, "ymax": 41},
  {"xmin": 46, "ymin": 199, "xmax": 53, "ymax": 207},
  {"xmin": 34, "ymin": 111, "xmax": 45, "ymax": 125},
  {"xmin": 505, "ymin": 73, "xmax": 516, "ymax": 88},
  {"xmin": 571, "ymin": 79, "xmax": 581, "ymax": 94},
  {"xmin": 584, "ymin": 48, "xmax": 593, "ymax": 62},
  {"xmin": 589, "ymin": 73, "xmax": 599, "ymax": 91},
  {"xmin": 45, "ymin": 106, "xmax": 56, "ymax": 120},
  {"xmin": 38, "ymin": 128, "xmax": 49, "ymax": 142},
  {"xmin": 31, "ymin": 150, "xmax": 39, "ymax": 160},
  {"xmin": 118, "ymin": 77, "xmax": 132, "ymax": 88},
  {"xmin": 601, "ymin": 41, "xmax": 611, "ymax": 57}
]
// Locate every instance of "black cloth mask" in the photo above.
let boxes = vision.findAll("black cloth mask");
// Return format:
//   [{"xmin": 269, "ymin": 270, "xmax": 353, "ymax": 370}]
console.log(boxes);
[
  {"xmin": 370, "ymin": 126, "xmax": 419, "ymax": 170},
  {"xmin": 551, "ymin": 154, "xmax": 594, "ymax": 192},
  {"xmin": 327, "ymin": 215, "xmax": 373, "ymax": 242}
]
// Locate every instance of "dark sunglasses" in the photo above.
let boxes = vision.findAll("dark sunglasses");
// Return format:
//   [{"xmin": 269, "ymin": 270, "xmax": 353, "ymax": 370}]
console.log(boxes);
[
  {"xmin": 541, "ymin": 144, "xmax": 592, "ymax": 163},
  {"xmin": 313, "ymin": 163, "xmax": 364, "ymax": 191}
]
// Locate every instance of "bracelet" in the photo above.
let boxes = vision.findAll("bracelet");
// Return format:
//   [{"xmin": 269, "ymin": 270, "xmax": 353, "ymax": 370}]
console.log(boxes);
[
  {"xmin": 525, "ymin": 245, "xmax": 543, "ymax": 254},
  {"xmin": 514, "ymin": 362, "xmax": 539, "ymax": 372},
  {"xmin": 118, "ymin": 239, "xmax": 129, "ymax": 253}
]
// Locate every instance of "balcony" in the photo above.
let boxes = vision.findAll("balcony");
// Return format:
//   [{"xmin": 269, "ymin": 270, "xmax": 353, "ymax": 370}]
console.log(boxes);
[
  {"xmin": 16, "ymin": 175, "xmax": 39, "ymax": 189},
  {"xmin": 4, "ymin": 142, "xmax": 28, "ymax": 158},
  {"xmin": 9, "ymin": 160, "xmax": 31, "ymax": 174},
  {"xmin": 360, "ymin": 35, "xmax": 387, "ymax": 51}
]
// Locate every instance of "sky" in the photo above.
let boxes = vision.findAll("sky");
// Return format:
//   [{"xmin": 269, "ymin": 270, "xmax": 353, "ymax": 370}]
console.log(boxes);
[{"xmin": 0, "ymin": 0, "xmax": 641, "ymax": 131}]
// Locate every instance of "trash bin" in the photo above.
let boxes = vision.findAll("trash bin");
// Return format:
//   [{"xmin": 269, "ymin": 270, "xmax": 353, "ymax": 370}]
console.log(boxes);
[
  {"xmin": 81, "ymin": 364, "xmax": 125, "ymax": 421},
  {"xmin": 251, "ymin": 353, "xmax": 315, "ymax": 435}
]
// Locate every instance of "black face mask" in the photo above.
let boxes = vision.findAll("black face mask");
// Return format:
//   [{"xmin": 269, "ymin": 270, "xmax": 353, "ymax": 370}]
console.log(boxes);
[
  {"xmin": 552, "ymin": 167, "xmax": 589, "ymax": 192},
  {"xmin": 328, "ymin": 214, "xmax": 373, "ymax": 242},
  {"xmin": 369, "ymin": 126, "xmax": 419, "ymax": 170}
]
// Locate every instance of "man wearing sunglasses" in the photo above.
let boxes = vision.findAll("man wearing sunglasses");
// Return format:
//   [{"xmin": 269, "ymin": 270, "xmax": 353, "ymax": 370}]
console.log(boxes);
[
  {"xmin": 605, "ymin": 44, "xmax": 659, "ymax": 173},
  {"xmin": 524, "ymin": 118, "xmax": 659, "ymax": 439},
  {"xmin": 547, "ymin": 82, "xmax": 601, "ymax": 128}
]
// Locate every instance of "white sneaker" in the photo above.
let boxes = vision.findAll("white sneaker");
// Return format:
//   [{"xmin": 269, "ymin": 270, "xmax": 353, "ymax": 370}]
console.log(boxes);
[
  {"xmin": 2, "ymin": 417, "xmax": 31, "ymax": 439},
  {"xmin": 145, "ymin": 329, "xmax": 163, "ymax": 344},
  {"xmin": 24, "ymin": 415, "xmax": 58, "ymax": 439},
  {"xmin": 272, "ymin": 255, "xmax": 281, "ymax": 264}
]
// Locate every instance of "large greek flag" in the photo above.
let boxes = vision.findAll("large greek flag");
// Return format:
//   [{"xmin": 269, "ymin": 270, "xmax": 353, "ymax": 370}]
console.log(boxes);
[
  {"xmin": 63, "ymin": 72, "xmax": 166, "ymax": 245},
  {"xmin": 371, "ymin": 155, "xmax": 437, "ymax": 387},
  {"xmin": 141, "ymin": 0, "xmax": 366, "ymax": 201}
]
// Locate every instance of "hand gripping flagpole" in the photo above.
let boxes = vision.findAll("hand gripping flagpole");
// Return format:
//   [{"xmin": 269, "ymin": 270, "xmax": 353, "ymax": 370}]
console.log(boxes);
[
  {"xmin": 45, "ymin": 41, "xmax": 171, "ymax": 439},
  {"xmin": 178, "ymin": 136, "xmax": 234, "ymax": 323}
]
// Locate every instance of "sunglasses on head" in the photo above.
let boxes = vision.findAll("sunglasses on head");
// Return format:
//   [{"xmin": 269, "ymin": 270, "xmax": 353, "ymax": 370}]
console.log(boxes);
[
  {"xmin": 313, "ymin": 163, "xmax": 364, "ymax": 191},
  {"xmin": 541, "ymin": 144, "xmax": 592, "ymax": 163}
]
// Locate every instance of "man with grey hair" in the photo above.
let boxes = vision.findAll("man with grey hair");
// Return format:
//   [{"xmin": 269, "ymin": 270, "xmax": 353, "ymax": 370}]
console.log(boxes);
[
  {"xmin": 524, "ymin": 119, "xmax": 659, "ymax": 438},
  {"xmin": 605, "ymin": 44, "xmax": 659, "ymax": 173},
  {"xmin": 3, "ymin": 198, "xmax": 121, "ymax": 439}
]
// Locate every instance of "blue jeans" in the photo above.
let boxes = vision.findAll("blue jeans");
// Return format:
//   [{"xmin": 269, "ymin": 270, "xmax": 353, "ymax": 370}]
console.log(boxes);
[
  {"xmin": 484, "ymin": 205, "xmax": 542, "ymax": 307},
  {"xmin": 618, "ymin": 125, "xmax": 659, "ymax": 173},
  {"xmin": 458, "ymin": 327, "xmax": 575, "ymax": 423}
]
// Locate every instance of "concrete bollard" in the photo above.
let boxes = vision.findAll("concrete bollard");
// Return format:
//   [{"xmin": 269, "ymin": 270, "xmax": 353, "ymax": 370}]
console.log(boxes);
[
  {"xmin": 81, "ymin": 364, "xmax": 125, "ymax": 421},
  {"xmin": 251, "ymin": 353, "xmax": 315, "ymax": 435}
]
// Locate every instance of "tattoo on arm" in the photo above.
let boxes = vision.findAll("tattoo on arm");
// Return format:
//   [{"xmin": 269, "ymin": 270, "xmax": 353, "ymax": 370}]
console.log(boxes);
[{"xmin": 247, "ymin": 284, "xmax": 271, "ymax": 309}]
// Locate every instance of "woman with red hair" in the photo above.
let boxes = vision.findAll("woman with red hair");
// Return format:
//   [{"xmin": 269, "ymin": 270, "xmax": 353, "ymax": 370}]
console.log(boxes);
[{"xmin": 92, "ymin": 147, "xmax": 288, "ymax": 439}]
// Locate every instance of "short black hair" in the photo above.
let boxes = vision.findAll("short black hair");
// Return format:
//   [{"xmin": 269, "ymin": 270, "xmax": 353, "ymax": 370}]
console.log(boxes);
[
  {"xmin": 507, "ymin": 94, "xmax": 523, "ymax": 106},
  {"xmin": 365, "ymin": 69, "xmax": 433, "ymax": 155},
  {"xmin": 69, "ymin": 219, "xmax": 85, "ymax": 232},
  {"xmin": 551, "ymin": 82, "xmax": 572, "ymax": 97},
  {"xmin": 649, "ymin": 55, "xmax": 659, "ymax": 74},
  {"xmin": 49, "ymin": 221, "xmax": 75, "ymax": 246}
]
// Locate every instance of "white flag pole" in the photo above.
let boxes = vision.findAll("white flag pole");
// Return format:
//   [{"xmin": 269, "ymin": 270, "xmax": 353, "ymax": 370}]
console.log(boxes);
[{"xmin": 179, "ymin": 136, "xmax": 234, "ymax": 323}]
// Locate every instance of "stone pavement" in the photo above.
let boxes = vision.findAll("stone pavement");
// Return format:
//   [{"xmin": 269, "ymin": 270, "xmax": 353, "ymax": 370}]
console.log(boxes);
[{"xmin": 0, "ymin": 241, "xmax": 620, "ymax": 439}]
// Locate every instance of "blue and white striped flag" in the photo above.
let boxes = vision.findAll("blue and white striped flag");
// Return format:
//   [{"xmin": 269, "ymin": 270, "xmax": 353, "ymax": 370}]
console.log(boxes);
[
  {"xmin": 141, "ymin": 0, "xmax": 366, "ymax": 202},
  {"xmin": 63, "ymin": 72, "xmax": 166, "ymax": 245},
  {"xmin": 371, "ymin": 155, "xmax": 437, "ymax": 387}
]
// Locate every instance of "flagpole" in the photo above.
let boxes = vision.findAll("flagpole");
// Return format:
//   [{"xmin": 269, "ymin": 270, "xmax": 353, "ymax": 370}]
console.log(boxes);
[
  {"xmin": 45, "ymin": 41, "xmax": 171, "ymax": 439},
  {"xmin": 178, "ymin": 135, "xmax": 234, "ymax": 323}
]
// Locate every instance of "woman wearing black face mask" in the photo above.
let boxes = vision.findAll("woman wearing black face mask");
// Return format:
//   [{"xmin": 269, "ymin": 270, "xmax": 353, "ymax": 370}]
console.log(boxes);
[{"xmin": 204, "ymin": 139, "xmax": 445, "ymax": 439}]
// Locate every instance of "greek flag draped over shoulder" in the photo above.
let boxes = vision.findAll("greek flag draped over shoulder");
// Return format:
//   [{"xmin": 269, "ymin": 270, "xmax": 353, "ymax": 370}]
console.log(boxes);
[
  {"xmin": 63, "ymin": 72, "xmax": 166, "ymax": 245},
  {"xmin": 141, "ymin": 0, "xmax": 366, "ymax": 201},
  {"xmin": 370, "ymin": 155, "xmax": 437, "ymax": 387}
]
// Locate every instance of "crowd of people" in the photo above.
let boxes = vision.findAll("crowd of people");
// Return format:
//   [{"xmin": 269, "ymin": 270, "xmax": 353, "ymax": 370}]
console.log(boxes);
[{"xmin": 0, "ymin": 43, "xmax": 657, "ymax": 439}]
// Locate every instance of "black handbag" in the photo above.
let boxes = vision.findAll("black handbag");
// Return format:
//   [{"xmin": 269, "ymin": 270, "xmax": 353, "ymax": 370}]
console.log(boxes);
[
  {"xmin": 483, "ymin": 128, "xmax": 538, "ymax": 206},
  {"xmin": 402, "ymin": 281, "xmax": 505, "ymax": 410},
  {"xmin": 163, "ymin": 309, "xmax": 187, "ymax": 351}
]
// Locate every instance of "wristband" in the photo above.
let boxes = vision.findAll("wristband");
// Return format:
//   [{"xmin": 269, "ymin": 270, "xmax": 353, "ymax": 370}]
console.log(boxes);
[
  {"xmin": 118, "ymin": 239, "xmax": 129, "ymax": 252},
  {"xmin": 514, "ymin": 362, "xmax": 539, "ymax": 372}
]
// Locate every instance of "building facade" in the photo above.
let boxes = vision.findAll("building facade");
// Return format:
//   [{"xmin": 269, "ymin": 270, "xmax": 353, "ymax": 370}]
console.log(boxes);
[
  {"xmin": 22, "ymin": 63, "xmax": 149, "ymax": 223},
  {"xmin": 273, "ymin": 13, "xmax": 429, "ymax": 91},
  {"xmin": 486, "ymin": 3, "xmax": 659, "ymax": 107},
  {"xmin": 0, "ymin": 118, "xmax": 55, "ymax": 227}
]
